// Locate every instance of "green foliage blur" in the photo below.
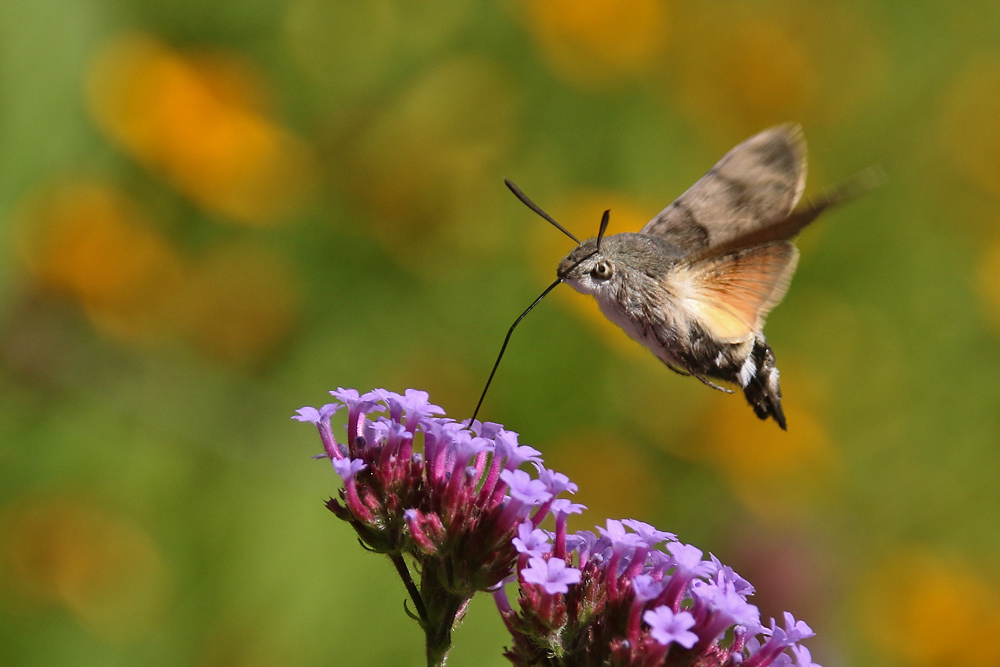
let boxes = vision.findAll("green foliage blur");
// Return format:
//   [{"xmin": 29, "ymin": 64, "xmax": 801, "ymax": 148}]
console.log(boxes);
[{"xmin": 2, "ymin": 0, "xmax": 1000, "ymax": 665}]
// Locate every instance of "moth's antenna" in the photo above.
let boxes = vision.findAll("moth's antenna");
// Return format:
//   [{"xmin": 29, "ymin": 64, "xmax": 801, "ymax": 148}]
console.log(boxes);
[
  {"xmin": 596, "ymin": 209, "xmax": 611, "ymax": 252},
  {"xmin": 469, "ymin": 277, "xmax": 564, "ymax": 426},
  {"xmin": 504, "ymin": 179, "xmax": 580, "ymax": 244}
]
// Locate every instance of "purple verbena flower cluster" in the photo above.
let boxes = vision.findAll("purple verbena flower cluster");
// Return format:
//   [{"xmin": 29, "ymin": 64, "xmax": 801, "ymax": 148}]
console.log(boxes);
[
  {"xmin": 496, "ymin": 517, "xmax": 821, "ymax": 667},
  {"xmin": 293, "ymin": 388, "xmax": 579, "ymax": 666},
  {"xmin": 295, "ymin": 387, "xmax": 823, "ymax": 667}
]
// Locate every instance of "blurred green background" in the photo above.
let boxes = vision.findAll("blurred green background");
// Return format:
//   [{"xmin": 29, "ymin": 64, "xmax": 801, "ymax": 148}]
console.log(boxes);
[{"xmin": 2, "ymin": 0, "xmax": 1000, "ymax": 665}]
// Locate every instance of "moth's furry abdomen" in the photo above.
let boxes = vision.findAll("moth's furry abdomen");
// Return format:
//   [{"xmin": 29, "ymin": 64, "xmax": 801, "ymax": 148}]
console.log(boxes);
[
  {"xmin": 740, "ymin": 335, "xmax": 786, "ymax": 429},
  {"xmin": 670, "ymin": 324, "xmax": 787, "ymax": 429}
]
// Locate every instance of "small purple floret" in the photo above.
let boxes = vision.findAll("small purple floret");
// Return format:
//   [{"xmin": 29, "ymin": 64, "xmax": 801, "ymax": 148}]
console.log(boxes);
[
  {"xmin": 644, "ymin": 606, "xmax": 698, "ymax": 649},
  {"xmin": 332, "ymin": 457, "xmax": 366, "ymax": 480},
  {"xmin": 791, "ymin": 644, "xmax": 820, "ymax": 667},
  {"xmin": 521, "ymin": 557, "xmax": 581, "ymax": 595},
  {"xmin": 513, "ymin": 522, "xmax": 552, "ymax": 557},
  {"xmin": 291, "ymin": 406, "xmax": 323, "ymax": 423},
  {"xmin": 632, "ymin": 574, "xmax": 665, "ymax": 602},
  {"xmin": 501, "ymin": 469, "xmax": 553, "ymax": 505},
  {"xmin": 622, "ymin": 519, "xmax": 677, "ymax": 546}
]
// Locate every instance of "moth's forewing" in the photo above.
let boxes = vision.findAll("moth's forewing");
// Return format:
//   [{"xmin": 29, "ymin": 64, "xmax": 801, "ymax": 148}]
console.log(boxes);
[
  {"xmin": 642, "ymin": 124, "xmax": 807, "ymax": 256},
  {"xmin": 668, "ymin": 242, "xmax": 799, "ymax": 343}
]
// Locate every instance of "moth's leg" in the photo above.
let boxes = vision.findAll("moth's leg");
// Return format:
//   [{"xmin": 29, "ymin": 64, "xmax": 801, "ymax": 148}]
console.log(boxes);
[
  {"xmin": 663, "ymin": 362, "xmax": 691, "ymax": 377},
  {"xmin": 661, "ymin": 358, "xmax": 734, "ymax": 394},
  {"xmin": 691, "ymin": 372, "xmax": 735, "ymax": 394}
]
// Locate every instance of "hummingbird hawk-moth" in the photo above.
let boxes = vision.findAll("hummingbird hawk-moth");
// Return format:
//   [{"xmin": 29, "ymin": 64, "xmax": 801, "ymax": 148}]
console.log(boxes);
[{"xmin": 472, "ymin": 124, "xmax": 875, "ymax": 430}]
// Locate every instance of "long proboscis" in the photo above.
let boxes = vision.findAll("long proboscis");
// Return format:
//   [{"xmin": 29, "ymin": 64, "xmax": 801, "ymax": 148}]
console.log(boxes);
[
  {"xmin": 468, "ymin": 243, "xmax": 602, "ymax": 425},
  {"xmin": 469, "ymin": 180, "xmax": 599, "ymax": 426},
  {"xmin": 469, "ymin": 277, "xmax": 563, "ymax": 426}
]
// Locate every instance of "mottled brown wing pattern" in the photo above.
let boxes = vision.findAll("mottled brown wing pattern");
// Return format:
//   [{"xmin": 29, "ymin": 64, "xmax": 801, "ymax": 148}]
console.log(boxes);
[{"xmin": 641, "ymin": 124, "xmax": 807, "ymax": 256}]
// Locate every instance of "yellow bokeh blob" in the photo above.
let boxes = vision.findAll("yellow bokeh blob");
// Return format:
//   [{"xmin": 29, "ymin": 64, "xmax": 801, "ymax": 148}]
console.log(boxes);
[
  {"xmin": 690, "ymin": 363, "xmax": 839, "ymax": 520},
  {"xmin": 87, "ymin": 34, "xmax": 315, "ymax": 226},
  {"xmin": 0, "ymin": 495, "xmax": 170, "ymax": 642},
  {"xmin": 666, "ymin": 3, "xmax": 885, "ymax": 140},
  {"xmin": 977, "ymin": 235, "xmax": 1000, "ymax": 334},
  {"xmin": 939, "ymin": 54, "xmax": 1000, "ymax": 201},
  {"xmin": 14, "ymin": 181, "xmax": 185, "ymax": 344},
  {"xmin": 520, "ymin": 0, "xmax": 671, "ymax": 87},
  {"xmin": 675, "ymin": 16, "xmax": 815, "ymax": 134},
  {"xmin": 860, "ymin": 548, "xmax": 1000, "ymax": 667}
]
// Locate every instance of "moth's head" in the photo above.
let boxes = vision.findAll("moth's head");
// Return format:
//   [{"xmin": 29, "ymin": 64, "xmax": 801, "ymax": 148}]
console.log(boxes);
[
  {"xmin": 558, "ymin": 233, "xmax": 678, "ymax": 295},
  {"xmin": 557, "ymin": 208, "xmax": 615, "ymax": 295},
  {"xmin": 544, "ymin": 204, "xmax": 683, "ymax": 296},
  {"xmin": 557, "ymin": 238, "xmax": 609, "ymax": 295}
]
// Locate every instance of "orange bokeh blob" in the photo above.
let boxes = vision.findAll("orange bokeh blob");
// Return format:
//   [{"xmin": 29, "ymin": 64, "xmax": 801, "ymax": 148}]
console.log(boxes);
[
  {"xmin": 13, "ymin": 181, "xmax": 301, "ymax": 363},
  {"xmin": 671, "ymin": 15, "xmax": 814, "ymax": 136},
  {"xmin": 87, "ymin": 34, "xmax": 314, "ymax": 225},
  {"xmin": 14, "ymin": 181, "xmax": 185, "ymax": 344},
  {"xmin": 520, "ymin": 0, "xmax": 671, "ymax": 87}
]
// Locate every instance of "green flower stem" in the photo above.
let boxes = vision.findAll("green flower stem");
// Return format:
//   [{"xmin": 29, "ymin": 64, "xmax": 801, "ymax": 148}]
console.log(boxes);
[
  {"xmin": 420, "ymin": 560, "xmax": 469, "ymax": 667},
  {"xmin": 389, "ymin": 553, "xmax": 428, "ymax": 624}
]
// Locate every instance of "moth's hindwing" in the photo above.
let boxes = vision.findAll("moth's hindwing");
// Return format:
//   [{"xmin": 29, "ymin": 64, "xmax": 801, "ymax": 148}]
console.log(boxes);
[{"xmin": 669, "ymin": 242, "xmax": 799, "ymax": 343}]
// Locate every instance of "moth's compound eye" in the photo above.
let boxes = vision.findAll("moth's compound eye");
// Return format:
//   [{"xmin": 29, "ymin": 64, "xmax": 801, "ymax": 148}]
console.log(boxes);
[{"xmin": 591, "ymin": 261, "xmax": 613, "ymax": 280}]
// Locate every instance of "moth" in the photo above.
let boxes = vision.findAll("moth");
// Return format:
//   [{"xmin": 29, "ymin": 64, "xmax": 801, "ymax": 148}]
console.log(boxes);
[{"xmin": 472, "ymin": 124, "xmax": 874, "ymax": 430}]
